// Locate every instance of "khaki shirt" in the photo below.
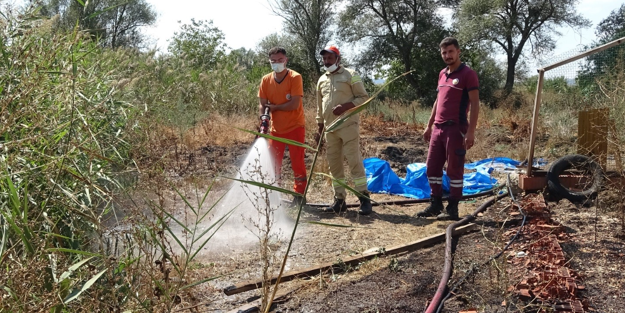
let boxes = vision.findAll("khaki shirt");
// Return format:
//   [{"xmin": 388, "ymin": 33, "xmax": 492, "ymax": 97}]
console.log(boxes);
[{"xmin": 316, "ymin": 67, "xmax": 369, "ymax": 131}]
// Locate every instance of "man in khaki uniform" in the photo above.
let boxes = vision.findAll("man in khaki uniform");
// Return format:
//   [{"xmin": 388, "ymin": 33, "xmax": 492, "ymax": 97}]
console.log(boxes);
[{"xmin": 314, "ymin": 45, "xmax": 372, "ymax": 215}]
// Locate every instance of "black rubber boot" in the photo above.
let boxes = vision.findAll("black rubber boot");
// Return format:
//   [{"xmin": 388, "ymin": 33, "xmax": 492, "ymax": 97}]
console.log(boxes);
[
  {"xmin": 358, "ymin": 192, "xmax": 373, "ymax": 215},
  {"xmin": 416, "ymin": 196, "xmax": 444, "ymax": 217},
  {"xmin": 291, "ymin": 195, "xmax": 306, "ymax": 207},
  {"xmin": 323, "ymin": 197, "xmax": 347, "ymax": 213},
  {"xmin": 437, "ymin": 199, "xmax": 460, "ymax": 220}
]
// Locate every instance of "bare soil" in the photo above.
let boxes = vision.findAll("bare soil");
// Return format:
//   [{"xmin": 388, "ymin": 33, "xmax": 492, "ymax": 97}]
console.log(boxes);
[{"xmin": 149, "ymin": 116, "xmax": 625, "ymax": 313}]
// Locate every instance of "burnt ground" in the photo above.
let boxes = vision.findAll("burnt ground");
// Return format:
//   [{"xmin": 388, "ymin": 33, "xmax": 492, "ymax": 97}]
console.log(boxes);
[
  {"xmin": 273, "ymin": 193, "xmax": 625, "ymax": 313},
  {"xmin": 144, "ymin": 116, "xmax": 625, "ymax": 313},
  {"xmin": 266, "ymin": 194, "xmax": 625, "ymax": 313}
]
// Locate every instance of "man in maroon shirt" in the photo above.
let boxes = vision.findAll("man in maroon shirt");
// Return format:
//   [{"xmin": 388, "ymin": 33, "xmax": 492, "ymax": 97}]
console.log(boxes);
[{"xmin": 416, "ymin": 37, "xmax": 480, "ymax": 220}]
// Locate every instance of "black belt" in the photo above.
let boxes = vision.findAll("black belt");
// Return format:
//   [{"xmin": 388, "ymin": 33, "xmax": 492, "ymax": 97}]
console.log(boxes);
[{"xmin": 437, "ymin": 120, "xmax": 455, "ymax": 126}]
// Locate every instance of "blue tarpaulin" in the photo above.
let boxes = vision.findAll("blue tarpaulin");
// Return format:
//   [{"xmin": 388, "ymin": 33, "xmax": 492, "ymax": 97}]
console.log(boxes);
[
  {"xmin": 364, "ymin": 157, "xmax": 516, "ymax": 199},
  {"xmin": 464, "ymin": 157, "xmax": 520, "ymax": 171}
]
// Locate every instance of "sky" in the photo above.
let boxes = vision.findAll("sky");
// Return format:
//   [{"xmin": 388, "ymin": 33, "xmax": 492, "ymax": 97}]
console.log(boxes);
[
  {"xmin": 535, "ymin": 0, "xmax": 625, "ymax": 77},
  {"xmin": 8, "ymin": 0, "xmax": 624, "ymax": 71},
  {"xmin": 142, "ymin": 0, "xmax": 625, "ymax": 56},
  {"xmin": 142, "ymin": 0, "xmax": 283, "ymax": 53}
]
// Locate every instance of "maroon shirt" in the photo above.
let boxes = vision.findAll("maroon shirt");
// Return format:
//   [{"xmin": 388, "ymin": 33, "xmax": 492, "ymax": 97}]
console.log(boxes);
[{"xmin": 434, "ymin": 63, "xmax": 479, "ymax": 125}]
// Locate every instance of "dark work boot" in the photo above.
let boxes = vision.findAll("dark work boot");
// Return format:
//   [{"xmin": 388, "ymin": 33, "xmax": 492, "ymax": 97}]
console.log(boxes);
[
  {"xmin": 358, "ymin": 192, "xmax": 373, "ymax": 215},
  {"xmin": 416, "ymin": 196, "xmax": 444, "ymax": 217},
  {"xmin": 437, "ymin": 199, "xmax": 460, "ymax": 220},
  {"xmin": 323, "ymin": 197, "xmax": 347, "ymax": 213},
  {"xmin": 291, "ymin": 195, "xmax": 306, "ymax": 207}
]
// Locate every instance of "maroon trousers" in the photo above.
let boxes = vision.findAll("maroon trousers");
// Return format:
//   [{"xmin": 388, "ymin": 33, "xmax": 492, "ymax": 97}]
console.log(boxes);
[{"xmin": 426, "ymin": 122, "xmax": 468, "ymax": 200}]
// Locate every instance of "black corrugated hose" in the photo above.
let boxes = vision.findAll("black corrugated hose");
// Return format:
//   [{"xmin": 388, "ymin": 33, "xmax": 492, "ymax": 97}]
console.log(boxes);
[
  {"xmin": 433, "ymin": 173, "xmax": 528, "ymax": 313},
  {"xmin": 301, "ymin": 186, "xmax": 507, "ymax": 208}
]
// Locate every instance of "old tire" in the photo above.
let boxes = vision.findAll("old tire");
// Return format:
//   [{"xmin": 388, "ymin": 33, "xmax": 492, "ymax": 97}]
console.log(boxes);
[{"xmin": 547, "ymin": 154, "xmax": 603, "ymax": 202}]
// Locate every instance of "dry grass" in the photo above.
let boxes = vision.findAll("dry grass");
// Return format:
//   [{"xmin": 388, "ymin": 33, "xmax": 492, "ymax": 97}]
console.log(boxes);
[
  {"xmin": 131, "ymin": 45, "xmax": 625, "ymax": 313},
  {"xmin": 4, "ymin": 4, "xmax": 622, "ymax": 310},
  {"xmin": 141, "ymin": 113, "xmax": 257, "ymax": 154},
  {"xmin": 189, "ymin": 114, "xmax": 258, "ymax": 147},
  {"xmin": 468, "ymin": 105, "xmax": 534, "ymax": 162}
]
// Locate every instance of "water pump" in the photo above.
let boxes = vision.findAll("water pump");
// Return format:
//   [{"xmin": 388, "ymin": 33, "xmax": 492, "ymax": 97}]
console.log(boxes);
[{"xmin": 259, "ymin": 106, "xmax": 270, "ymax": 135}]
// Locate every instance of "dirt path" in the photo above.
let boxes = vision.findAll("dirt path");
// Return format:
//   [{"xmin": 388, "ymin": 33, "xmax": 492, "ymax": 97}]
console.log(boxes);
[{"xmin": 155, "ymin": 117, "xmax": 625, "ymax": 313}]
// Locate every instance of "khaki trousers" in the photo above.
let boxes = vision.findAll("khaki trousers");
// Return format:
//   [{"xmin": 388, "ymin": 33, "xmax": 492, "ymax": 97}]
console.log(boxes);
[{"xmin": 325, "ymin": 123, "xmax": 368, "ymax": 199}]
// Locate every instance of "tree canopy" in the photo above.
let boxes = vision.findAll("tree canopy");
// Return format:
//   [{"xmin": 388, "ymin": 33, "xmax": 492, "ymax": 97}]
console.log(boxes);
[
  {"xmin": 38, "ymin": 0, "xmax": 156, "ymax": 48},
  {"xmin": 456, "ymin": 0, "xmax": 590, "ymax": 94},
  {"xmin": 269, "ymin": 0, "xmax": 335, "ymax": 83},
  {"xmin": 167, "ymin": 19, "xmax": 227, "ymax": 70},
  {"xmin": 596, "ymin": 4, "xmax": 625, "ymax": 43},
  {"xmin": 256, "ymin": 33, "xmax": 318, "ymax": 86},
  {"xmin": 578, "ymin": 4, "xmax": 625, "ymax": 90},
  {"xmin": 339, "ymin": 0, "xmax": 448, "ymax": 103}
]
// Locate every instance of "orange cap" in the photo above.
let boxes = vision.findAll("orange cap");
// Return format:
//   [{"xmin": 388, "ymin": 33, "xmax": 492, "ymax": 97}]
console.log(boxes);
[{"xmin": 320, "ymin": 45, "xmax": 340, "ymax": 56}]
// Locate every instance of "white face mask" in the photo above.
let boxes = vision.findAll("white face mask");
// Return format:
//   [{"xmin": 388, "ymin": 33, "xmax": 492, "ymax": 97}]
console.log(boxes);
[
  {"xmin": 271, "ymin": 62, "xmax": 286, "ymax": 73},
  {"xmin": 324, "ymin": 61, "xmax": 338, "ymax": 72}
]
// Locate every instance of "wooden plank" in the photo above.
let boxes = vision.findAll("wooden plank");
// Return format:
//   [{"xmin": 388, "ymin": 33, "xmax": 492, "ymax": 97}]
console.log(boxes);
[
  {"xmin": 578, "ymin": 109, "xmax": 588, "ymax": 156},
  {"xmin": 527, "ymin": 70, "xmax": 545, "ymax": 176},
  {"xmin": 223, "ymin": 223, "xmax": 478, "ymax": 296},
  {"xmin": 578, "ymin": 108, "xmax": 608, "ymax": 169},
  {"xmin": 526, "ymin": 37, "xmax": 625, "ymax": 176},
  {"xmin": 225, "ymin": 289, "xmax": 292, "ymax": 313}
]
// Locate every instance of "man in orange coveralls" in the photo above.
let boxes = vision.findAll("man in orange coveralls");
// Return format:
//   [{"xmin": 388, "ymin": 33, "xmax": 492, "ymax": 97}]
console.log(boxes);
[{"xmin": 258, "ymin": 47, "xmax": 307, "ymax": 206}]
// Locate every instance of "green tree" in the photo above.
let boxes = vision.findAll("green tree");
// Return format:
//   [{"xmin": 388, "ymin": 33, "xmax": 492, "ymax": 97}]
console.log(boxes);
[
  {"xmin": 596, "ymin": 4, "xmax": 625, "ymax": 42},
  {"xmin": 339, "ymin": 0, "xmax": 448, "ymax": 103},
  {"xmin": 37, "ymin": 0, "xmax": 156, "ymax": 48},
  {"xmin": 227, "ymin": 47, "xmax": 272, "ymax": 85},
  {"xmin": 269, "ymin": 0, "xmax": 335, "ymax": 82},
  {"xmin": 256, "ymin": 33, "xmax": 315, "ymax": 86},
  {"xmin": 461, "ymin": 45, "xmax": 505, "ymax": 107},
  {"xmin": 456, "ymin": 0, "xmax": 590, "ymax": 94},
  {"xmin": 98, "ymin": 0, "xmax": 156, "ymax": 48},
  {"xmin": 578, "ymin": 4, "xmax": 625, "ymax": 91},
  {"xmin": 523, "ymin": 75, "xmax": 571, "ymax": 94},
  {"xmin": 38, "ymin": 0, "xmax": 101, "ymax": 38},
  {"xmin": 167, "ymin": 19, "xmax": 227, "ymax": 70}
]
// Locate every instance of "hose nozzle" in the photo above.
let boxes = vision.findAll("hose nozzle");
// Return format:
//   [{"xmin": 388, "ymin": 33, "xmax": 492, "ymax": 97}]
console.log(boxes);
[{"xmin": 259, "ymin": 107, "xmax": 270, "ymax": 135}]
